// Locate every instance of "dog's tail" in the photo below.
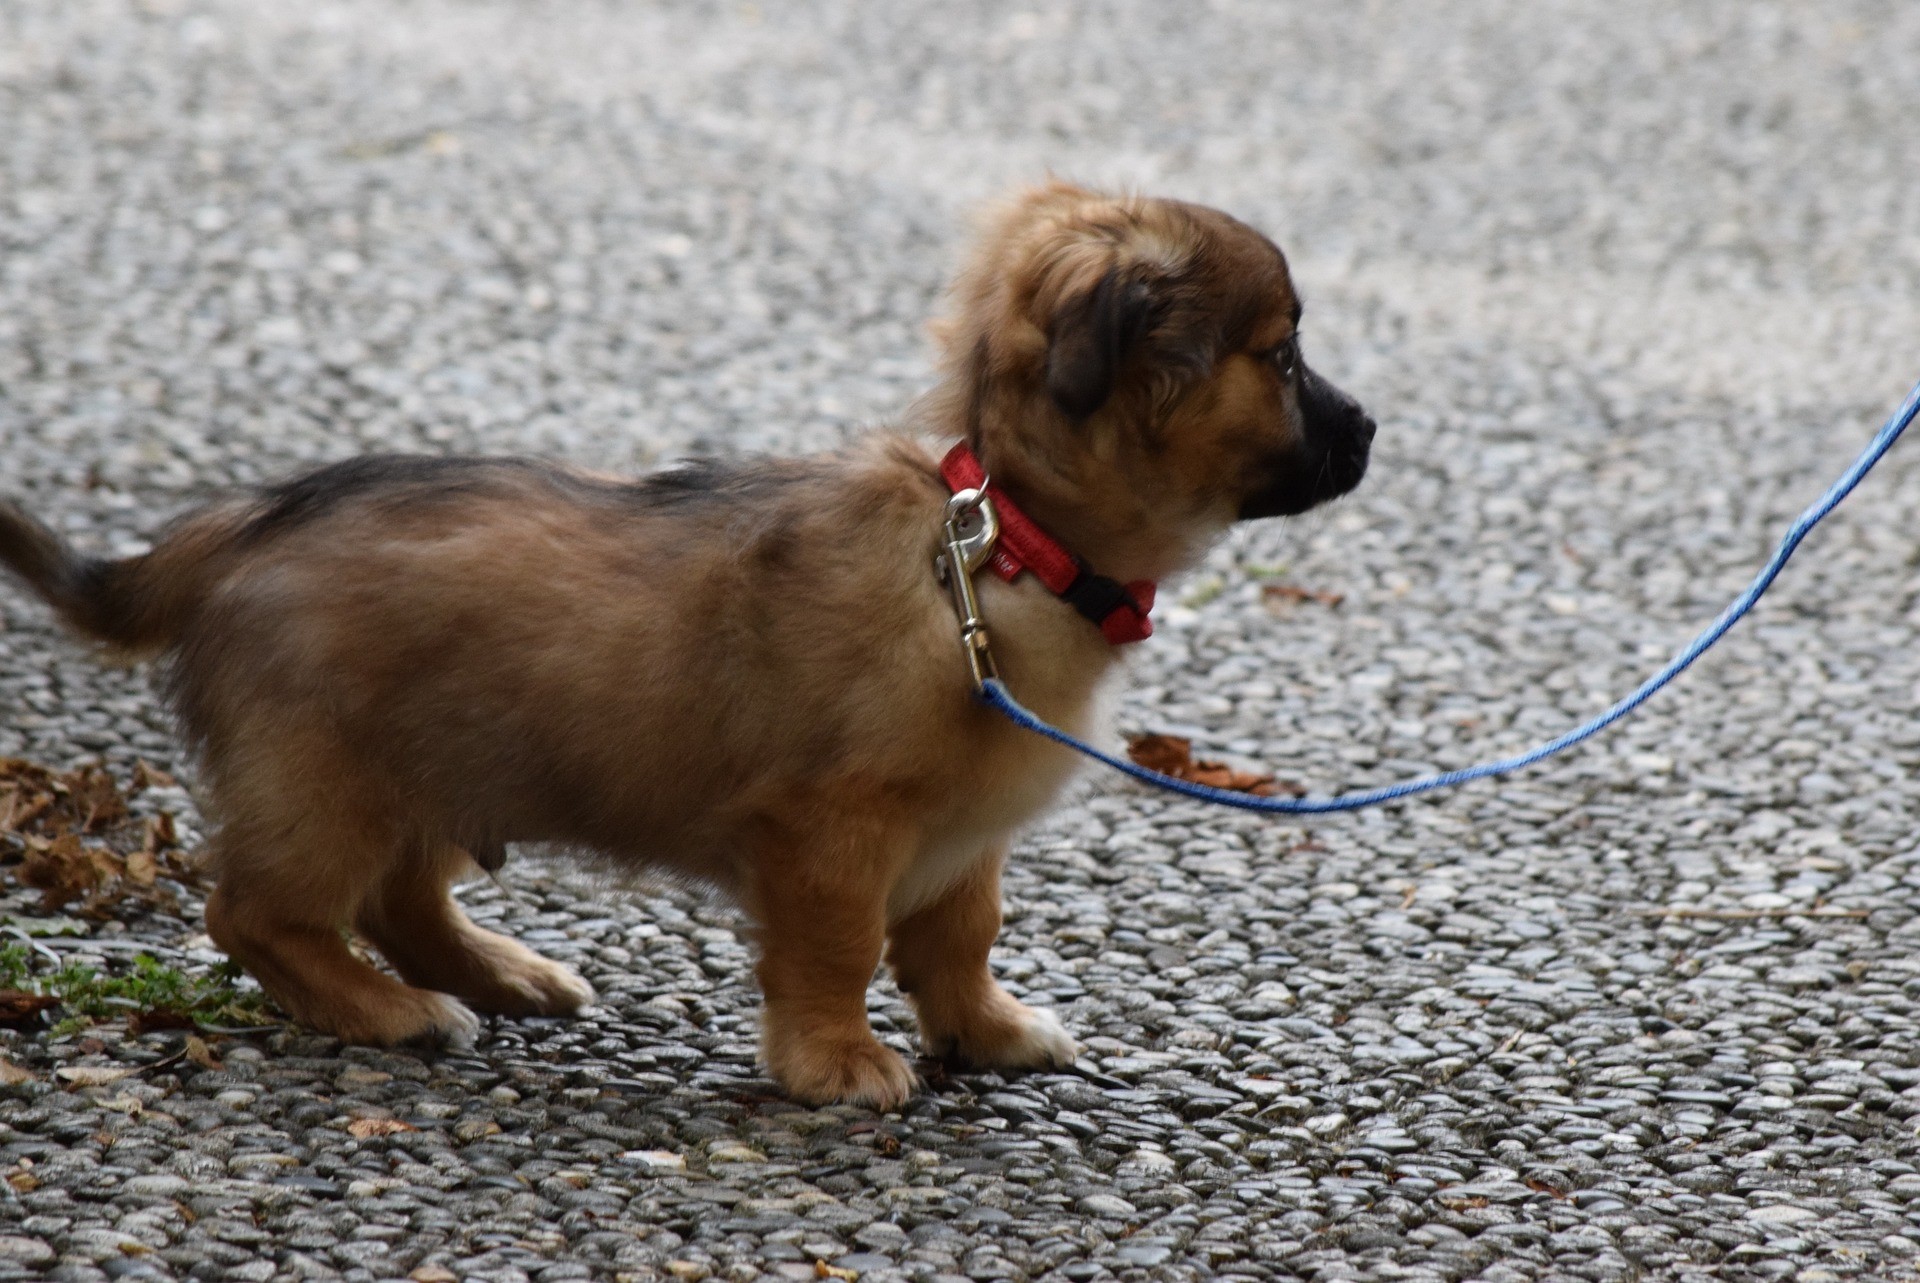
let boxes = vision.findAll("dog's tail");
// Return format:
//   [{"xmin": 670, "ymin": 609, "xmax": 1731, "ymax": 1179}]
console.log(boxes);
[{"xmin": 0, "ymin": 498, "xmax": 244, "ymax": 656}]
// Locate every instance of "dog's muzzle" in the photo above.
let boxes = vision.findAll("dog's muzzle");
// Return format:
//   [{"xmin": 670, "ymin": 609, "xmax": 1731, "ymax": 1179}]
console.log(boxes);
[{"xmin": 1239, "ymin": 365, "xmax": 1375, "ymax": 520}]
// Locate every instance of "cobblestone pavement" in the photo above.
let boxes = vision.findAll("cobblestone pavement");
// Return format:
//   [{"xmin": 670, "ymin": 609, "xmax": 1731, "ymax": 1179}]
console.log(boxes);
[{"xmin": 5, "ymin": 3, "xmax": 1920, "ymax": 1281}]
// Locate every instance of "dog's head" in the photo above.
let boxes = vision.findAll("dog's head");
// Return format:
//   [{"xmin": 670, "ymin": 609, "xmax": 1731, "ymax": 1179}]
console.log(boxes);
[{"xmin": 933, "ymin": 183, "xmax": 1375, "ymax": 575}]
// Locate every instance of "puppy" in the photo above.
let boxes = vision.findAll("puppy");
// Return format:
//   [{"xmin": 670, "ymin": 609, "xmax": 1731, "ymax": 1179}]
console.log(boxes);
[{"xmin": 0, "ymin": 183, "xmax": 1374, "ymax": 1107}]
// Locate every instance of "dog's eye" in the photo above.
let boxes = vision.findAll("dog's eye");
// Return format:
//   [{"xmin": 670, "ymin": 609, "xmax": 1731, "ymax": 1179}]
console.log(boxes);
[{"xmin": 1265, "ymin": 336, "xmax": 1299, "ymax": 381}]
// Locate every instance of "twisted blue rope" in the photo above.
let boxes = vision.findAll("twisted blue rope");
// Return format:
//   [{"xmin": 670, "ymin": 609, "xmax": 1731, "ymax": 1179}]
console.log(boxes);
[{"xmin": 979, "ymin": 379, "xmax": 1920, "ymax": 813}]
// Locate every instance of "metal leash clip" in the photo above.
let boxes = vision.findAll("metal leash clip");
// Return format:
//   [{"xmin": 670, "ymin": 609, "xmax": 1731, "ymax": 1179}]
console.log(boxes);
[{"xmin": 936, "ymin": 486, "xmax": 1001, "ymax": 691}]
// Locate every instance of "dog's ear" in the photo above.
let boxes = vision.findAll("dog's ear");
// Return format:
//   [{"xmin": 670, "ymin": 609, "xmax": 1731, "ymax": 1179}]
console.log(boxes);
[{"xmin": 1045, "ymin": 268, "xmax": 1158, "ymax": 422}]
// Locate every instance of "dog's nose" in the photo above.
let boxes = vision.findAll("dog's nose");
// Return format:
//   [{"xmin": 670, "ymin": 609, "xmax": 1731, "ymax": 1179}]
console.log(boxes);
[{"xmin": 1355, "ymin": 414, "xmax": 1377, "ymax": 447}]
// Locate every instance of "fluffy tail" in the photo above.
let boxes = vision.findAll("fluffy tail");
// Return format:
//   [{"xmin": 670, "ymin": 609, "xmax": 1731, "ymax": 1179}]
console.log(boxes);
[{"xmin": 0, "ymin": 499, "xmax": 236, "ymax": 654}]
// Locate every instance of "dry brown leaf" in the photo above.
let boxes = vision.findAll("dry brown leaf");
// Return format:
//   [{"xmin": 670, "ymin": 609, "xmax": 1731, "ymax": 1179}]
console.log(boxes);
[
  {"xmin": 70, "ymin": 767, "xmax": 129, "ymax": 834},
  {"xmin": 1125, "ymin": 733, "xmax": 1198, "ymax": 775},
  {"xmin": 5, "ymin": 1169, "xmax": 38, "ymax": 1193},
  {"xmin": 124, "ymin": 849, "xmax": 158, "ymax": 886},
  {"xmin": 1124, "ymin": 734, "xmax": 1303, "ymax": 798},
  {"xmin": 184, "ymin": 1035, "xmax": 223, "ymax": 1071},
  {"xmin": 0, "ymin": 990, "xmax": 58, "ymax": 1027},
  {"xmin": 1261, "ymin": 583, "xmax": 1345, "ymax": 609},
  {"xmin": 20, "ymin": 833, "xmax": 97, "ymax": 900},
  {"xmin": 0, "ymin": 782, "xmax": 53, "ymax": 834},
  {"xmin": 127, "ymin": 1007, "xmax": 197, "ymax": 1036},
  {"xmin": 130, "ymin": 761, "xmax": 178, "ymax": 794},
  {"xmin": 142, "ymin": 812, "xmax": 176, "ymax": 851},
  {"xmin": 409, "ymin": 1267, "xmax": 459, "ymax": 1283},
  {"xmin": 814, "ymin": 1264, "xmax": 859, "ymax": 1281},
  {"xmin": 0, "ymin": 760, "xmax": 128, "ymax": 839},
  {"xmin": 0, "ymin": 756, "xmax": 193, "ymax": 915},
  {"xmin": 55, "ymin": 1064, "xmax": 136, "ymax": 1087},
  {"xmin": 0, "ymin": 1057, "xmax": 36, "ymax": 1085},
  {"xmin": 347, "ymin": 1118, "xmax": 418, "ymax": 1138}
]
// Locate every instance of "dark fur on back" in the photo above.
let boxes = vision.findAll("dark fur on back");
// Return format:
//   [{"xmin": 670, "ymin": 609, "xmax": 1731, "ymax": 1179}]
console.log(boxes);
[
  {"xmin": 6, "ymin": 452, "xmax": 842, "ymax": 660},
  {"xmin": 237, "ymin": 456, "xmax": 557, "ymax": 545},
  {"xmin": 237, "ymin": 453, "xmax": 827, "ymax": 547}
]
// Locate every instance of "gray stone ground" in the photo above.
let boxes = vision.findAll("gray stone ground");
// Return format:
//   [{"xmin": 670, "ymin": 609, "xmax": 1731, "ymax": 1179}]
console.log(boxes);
[{"xmin": 4, "ymin": 1, "xmax": 1920, "ymax": 1280}]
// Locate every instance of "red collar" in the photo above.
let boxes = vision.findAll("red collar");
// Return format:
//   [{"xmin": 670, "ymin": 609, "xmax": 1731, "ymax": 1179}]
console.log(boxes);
[{"xmin": 939, "ymin": 443, "xmax": 1156, "ymax": 645}]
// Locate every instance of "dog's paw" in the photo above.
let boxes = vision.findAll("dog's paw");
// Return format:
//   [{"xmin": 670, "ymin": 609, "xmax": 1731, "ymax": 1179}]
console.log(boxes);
[
  {"xmin": 383, "ymin": 991, "xmax": 482, "ymax": 1050},
  {"xmin": 770, "ymin": 1034, "xmax": 918, "ymax": 1110},
  {"xmin": 527, "ymin": 963, "xmax": 596, "ymax": 1015},
  {"xmin": 477, "ymin": 953, "xmax": 597, "ymax": 1018},
  {"xmin": 988, "ymin": 1003, "xmax": 1078, "ymax": 1070},
  {"xmin": 924, "ymin": 991, "xmax": 1078, "ymax": 1071}
]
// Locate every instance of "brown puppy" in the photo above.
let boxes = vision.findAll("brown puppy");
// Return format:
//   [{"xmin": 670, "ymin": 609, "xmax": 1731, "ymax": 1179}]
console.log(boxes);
[{"xmin": 0, "ymin": 184, "xmax": 1374, "ymax": 1107}]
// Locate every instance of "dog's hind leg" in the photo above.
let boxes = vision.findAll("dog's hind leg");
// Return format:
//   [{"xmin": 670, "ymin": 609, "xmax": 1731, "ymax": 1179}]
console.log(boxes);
[
  {"xmin": 354, "ymin": 841, "xmax": 594, "ymax": 1018},
  {"xmin": 201, "ymin": 778, "xmax": 481, "ymax": 1048},
  {"xmin": 886, "ymin": 846, "xmax": 1077, "ymax": 1072}
]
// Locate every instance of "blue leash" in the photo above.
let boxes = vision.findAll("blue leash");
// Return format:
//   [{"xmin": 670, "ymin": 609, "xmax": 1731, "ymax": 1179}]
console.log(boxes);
[{"xmin": 978, "ymin": 378, "xmax": 1920, "ymax": 814}]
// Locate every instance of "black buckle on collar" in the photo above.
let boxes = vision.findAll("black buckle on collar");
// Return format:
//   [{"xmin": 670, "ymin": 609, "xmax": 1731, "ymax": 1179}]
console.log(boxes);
[{"xmin": 1059, "ymin": 561, "xmax": 1139, "ymax": 630}]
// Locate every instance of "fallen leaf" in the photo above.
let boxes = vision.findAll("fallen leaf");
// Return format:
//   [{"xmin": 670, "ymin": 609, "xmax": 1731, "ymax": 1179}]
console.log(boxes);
[
  {"xmin": 127, "ymin": 1007, "xmax": 196, "ymax": 1036},
  {"xmin": 141, "ymin": 812, "xmax": 176, "ymax": 852},
  {"xmin": 410, "ymin": 1267, "xmax": 459, "ymax": 1283},
  {"xmin": 814, "ymin": 1264, "xmax": 859, "ymax": 1281},
  {"xmin": 130, "ymin": 762, "xmax": 178, "ymax": 794},
  {"xmin": 67, "ymin": 766, "xmax": 128, "ymax": 833},
  {"xmin": 0, "ymin": 990, "xmax": 58, "ymax": 1027},
  {"xmin": 1124, "ymin": 733, "xmax": 1302, "ymax": 797},
  {"xmin": 1262, "ymin": 582, "xmax": 1345, "ymax": 609},
  {"xmin": 1125, "ymin": 733, "xmax": 1193, "ymax": 776},
  {"xmin": 347, "ymin": 1118, "xmax": 418, "ymax": 1138},
  {"xmin": 20, "ymin": 833, "xmax": 112, "ymax": 908},
  {"xmin": 1, "ymin": 757, "xmax": 196, "ymax": 914},
  {"xmin": 0, "ymin": 1057, "xmax": 36, "ymax": 1085},
  {"xmin": 55, "ymin": 1064, "xmax": 136, "ymax": 1087},
  {"xmin": 1525, "ymin": 1178, "xmax": 1569, "ymax": 1200},
  {"xmin": 5, "ymin": 1169, "xmax": 38, "ymax": 1192},
  {"xmin": 183, "ymin": 1035, "xmax": 223, "ymax": 1071}
]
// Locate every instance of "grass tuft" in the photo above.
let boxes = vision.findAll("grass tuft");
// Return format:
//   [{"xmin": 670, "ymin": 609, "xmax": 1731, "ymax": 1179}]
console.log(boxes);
[{"xmin": 0, "ymin": 942, "xmax": 273, "ymax": 1036}]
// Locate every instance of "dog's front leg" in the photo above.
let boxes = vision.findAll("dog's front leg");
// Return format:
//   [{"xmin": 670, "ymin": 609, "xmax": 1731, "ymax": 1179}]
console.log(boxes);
[
  {"xmin": 749, "ymin": 826, "xmax": 918, "ymax": 1109},
  {"xmin": 886, "ymin": 846, "xmax": 1078, "ymax": 1072}
]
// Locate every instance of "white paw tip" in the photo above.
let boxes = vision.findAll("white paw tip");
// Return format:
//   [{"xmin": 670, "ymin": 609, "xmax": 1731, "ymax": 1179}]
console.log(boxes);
[
  {"xmin": 1017, "ymin": 1006, "xmax": 1079, "ymax": 1066},
  {"xmin": 435, "ymin": 997, "xmax": 483, "ymax": 1049}
]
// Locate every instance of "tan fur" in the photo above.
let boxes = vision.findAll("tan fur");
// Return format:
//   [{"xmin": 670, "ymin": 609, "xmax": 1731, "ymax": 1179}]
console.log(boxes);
[{"xmin": 0, "ymin": 184, "xmax": 1373, "ymax": 1107}]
